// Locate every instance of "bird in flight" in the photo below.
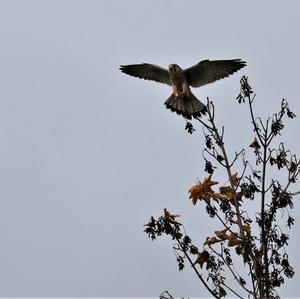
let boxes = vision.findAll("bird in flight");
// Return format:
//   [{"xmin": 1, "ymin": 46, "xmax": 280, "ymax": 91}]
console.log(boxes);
[{"xmin": 120, "ymin": 59, "xmax": 246, "ymax": 119}]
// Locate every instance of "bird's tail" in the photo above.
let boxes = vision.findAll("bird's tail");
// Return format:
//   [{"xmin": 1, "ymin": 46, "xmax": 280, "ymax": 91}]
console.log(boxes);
[{"xmin": 164, "ymin": 91, "xmax": 207, "ymax": 119}]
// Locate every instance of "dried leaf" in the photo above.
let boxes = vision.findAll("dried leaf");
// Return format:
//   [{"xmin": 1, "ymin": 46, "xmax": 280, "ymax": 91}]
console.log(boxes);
[
  {"xmin": 242, "ymin": 225, "xmax": 251, "ymax": 234},
  {"xmin": 214, "ymin": 228, "xmax": 230, "ymax": 240},
  {"xmin": 249, "ymin": 137, "xmax": 261, "ymax": 149},
  {"xmin": 231, "ymin": 172, "xmax": 240, "ymax": 187},
  {"xmin": 219, "ymin": 186, "xmax": 233, "ymax": 197},
  {"xmin": 144, "ymin": 216, "xmax": 156, "ymax": 227},
  {"xmin": 202, "ymin": 175, "xmax": 219, "ymax": 192},
  {"xmin": 188, "ymin": 176, "xmax": 218, "ymax": 205},
  {"xmin": 204, "ymin": 236, "xmax": 222, "ymax": 246},
  {"xmin": 188, "ymin": 181, "xmax": 203, "ymax": 205},
  {"xmin": 193, "ymin": 250, "xmax": 210, "ymax": 268},
  {"xmin": 211, "ymin": 192, "xmax": 225, "ymax": 202},
  {"xmin": 164, "ymin": 208, "xmax": 180, "ymax": 220},
  {"xmin": 219, "ymin": 186, "xmax": 243, "ymax": 205},
  {"xmin": 228, "ymin": 232, "xmax": 239, "ymax": 247}
]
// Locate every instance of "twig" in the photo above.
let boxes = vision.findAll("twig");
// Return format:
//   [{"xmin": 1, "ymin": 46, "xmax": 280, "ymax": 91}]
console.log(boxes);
[
  {"xmin": 210, "ymin": 246, "xmax": 254, "ymax": 295},
  {"xmin": 177, "ymin": 239, "xmax": 220, "ymax": 299}
]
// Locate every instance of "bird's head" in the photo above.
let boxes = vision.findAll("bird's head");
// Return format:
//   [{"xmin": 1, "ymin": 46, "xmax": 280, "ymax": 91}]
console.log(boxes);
[{"xmin": 168, "ymin": 64, "xmax": 181, "ymax": 73}]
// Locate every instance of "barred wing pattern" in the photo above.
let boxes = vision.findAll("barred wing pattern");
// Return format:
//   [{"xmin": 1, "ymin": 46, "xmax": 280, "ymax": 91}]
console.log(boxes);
[
  {"xmin": 120, "ymin": 64, "xmax": 171, "ymax": 86},
  {"xmin": 184, "ymin": 59, "xmax": 246, "ymax": 88}
]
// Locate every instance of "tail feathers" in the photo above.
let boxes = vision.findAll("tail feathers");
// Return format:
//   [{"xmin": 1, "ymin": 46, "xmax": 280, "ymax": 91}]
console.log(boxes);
[{"xmin": 164, "ymin": 92, "xmax": 207, "ymax": 119}]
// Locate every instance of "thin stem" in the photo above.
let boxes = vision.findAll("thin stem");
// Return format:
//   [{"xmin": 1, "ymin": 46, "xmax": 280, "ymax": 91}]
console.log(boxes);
[
  {"xmin": 207, "ymin": 202, "xmax": 235, "ymax": 235},
  {"xmin": 221, "ymin": 282, "xmax": 244, "ymax": 299},
  {"xmin": 260, "ymin": 136, "xmax": 269, "ymax": 298},
  {"xmin": 203, "ymin": 148, "xmax": 226, "ymax": 167},
  {"xmin": 266, "ymin": 109, "xmax": 285, "ymax": 147},
  {"xmin": 195, "ymin": 116, "xmax": 214, "ymax": 131},
  {"xmin": 206, "ymin": 106, "xmax": 244, "ymax": 237},
  {"xmin": 229, "ymin": 149, "xmax": 245, "ymax": 168},
  {"xmin": 234, "ymin": 160, "xmax": 248, "ymax": 191},
  {"xmin": 198, "ymin": 99, "xmax": 262, "ymax": 295},
  {"xmin": 160, "ymin": 290, "xmax": 174, "ymax": 299},
  {"xmin": 177, "ymin": 239, "xmax": 220, "ymax": 299},
  {"xmin": 248, "ymin": 96, "xmax": 264, "ymax": 144},
  {"xmin": 210, "ymin": 246, "xmax": 254, "ymax": 295},
  {"xmin": 249, "ymin": 263, "xmax": 258, "ymax": 299},
  {"xmin": 247, "ymin": 95, "xmax": 269, "ymax": 297}
]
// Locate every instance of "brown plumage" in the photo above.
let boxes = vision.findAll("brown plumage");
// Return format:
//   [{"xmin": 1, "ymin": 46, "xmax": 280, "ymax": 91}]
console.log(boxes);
[{"xmin": 120, "ymin": 59, "xmax": 246, "ymax": 119}]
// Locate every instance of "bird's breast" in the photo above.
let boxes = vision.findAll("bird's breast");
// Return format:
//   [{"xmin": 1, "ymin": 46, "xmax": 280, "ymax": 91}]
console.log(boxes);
[
  {"xmin": 171, "ymin": 71, "xmax": 186, "ymax": 85},
  {"xmin": 169, "ymin": 69, "xmax": 190, "ymax": 96}
]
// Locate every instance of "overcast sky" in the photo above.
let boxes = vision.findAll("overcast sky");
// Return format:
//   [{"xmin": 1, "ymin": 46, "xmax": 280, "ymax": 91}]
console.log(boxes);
[{"xmin": 0, "ymin": 0, "xmax": 299, "ymax": 298}]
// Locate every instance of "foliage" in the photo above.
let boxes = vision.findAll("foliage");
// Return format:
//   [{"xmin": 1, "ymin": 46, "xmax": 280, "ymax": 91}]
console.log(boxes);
[{"xmin": 144, "ymin": 77, "xmax": 299, "ymax": 299}]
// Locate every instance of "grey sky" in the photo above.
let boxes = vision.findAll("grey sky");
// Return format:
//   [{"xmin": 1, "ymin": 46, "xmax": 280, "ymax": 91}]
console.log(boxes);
[{"xmin": 0, "ymin": 0, "xmax": 299, "ymax": 297}]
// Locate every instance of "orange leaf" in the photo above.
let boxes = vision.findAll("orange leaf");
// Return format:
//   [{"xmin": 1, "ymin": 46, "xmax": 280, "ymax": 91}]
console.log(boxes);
[
  {"xmin": 188, "ymin": 181, "xmax": 203, "ymax": 205},
  {"xmin": 202, "ymin": 175, "xmax": 218, "ymax": 193}
]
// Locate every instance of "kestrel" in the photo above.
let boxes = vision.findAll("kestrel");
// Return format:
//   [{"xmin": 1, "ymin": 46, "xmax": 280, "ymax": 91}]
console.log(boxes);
[{"xmin": 120, "ymin": 59, "xmax": 246, "ymax": 119}]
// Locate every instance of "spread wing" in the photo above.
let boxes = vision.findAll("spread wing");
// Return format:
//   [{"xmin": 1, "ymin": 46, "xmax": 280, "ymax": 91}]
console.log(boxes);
[
  {"xmin": 120, "ymin": 63, "xmax": 171, "ymax": 85},
  {"xmin": 184, "ymin": 59, "xmax": 246, "ymax": 88}
]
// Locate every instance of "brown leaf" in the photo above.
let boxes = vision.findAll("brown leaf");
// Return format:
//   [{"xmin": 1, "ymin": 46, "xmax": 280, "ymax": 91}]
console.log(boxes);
[
  {"xmin": 193, "ymin": 250, "xmax": 210, "ymax": 268},
  {"xmin": 202, "ymin": 175, "xmax": 218, "ymax": 193},
  {"xmin": 188, "ymin": 176, "xmax": 219, "ymax": 205},
  {"xmin": 204, "ymin": 236, "xmax": 222, "ymax": 246},
  {"xmin": 219, "ymin": 186, "xmax": 233, "ymax": 197},
  {"xmin": 219, "ymin": 186, "xmax": 243, "ymax": 205},
  {"xmin": 164, "ymin": 208, "xmax": 180, "ymax": 220},
  {"xmin": 228, "ymin": 232, "xmax": 239, "ymax": 247},
  {"xmin": 214, "ymin": 228, "xmax": 229, "ymax": 240},
  {"xmin": 242, "ymin": 225, "xmax": 251, "ymax": 234},
  {"xmin": 212, "ymin": 192, "xmax": 225, "ymax": 202},
  {"xmin": 188, "ymin": 181, "xmax": 203, "ymax": 205},
  {"xmin": 231, "ymin": 172, "xmax": 240, "ymax": 187}
]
